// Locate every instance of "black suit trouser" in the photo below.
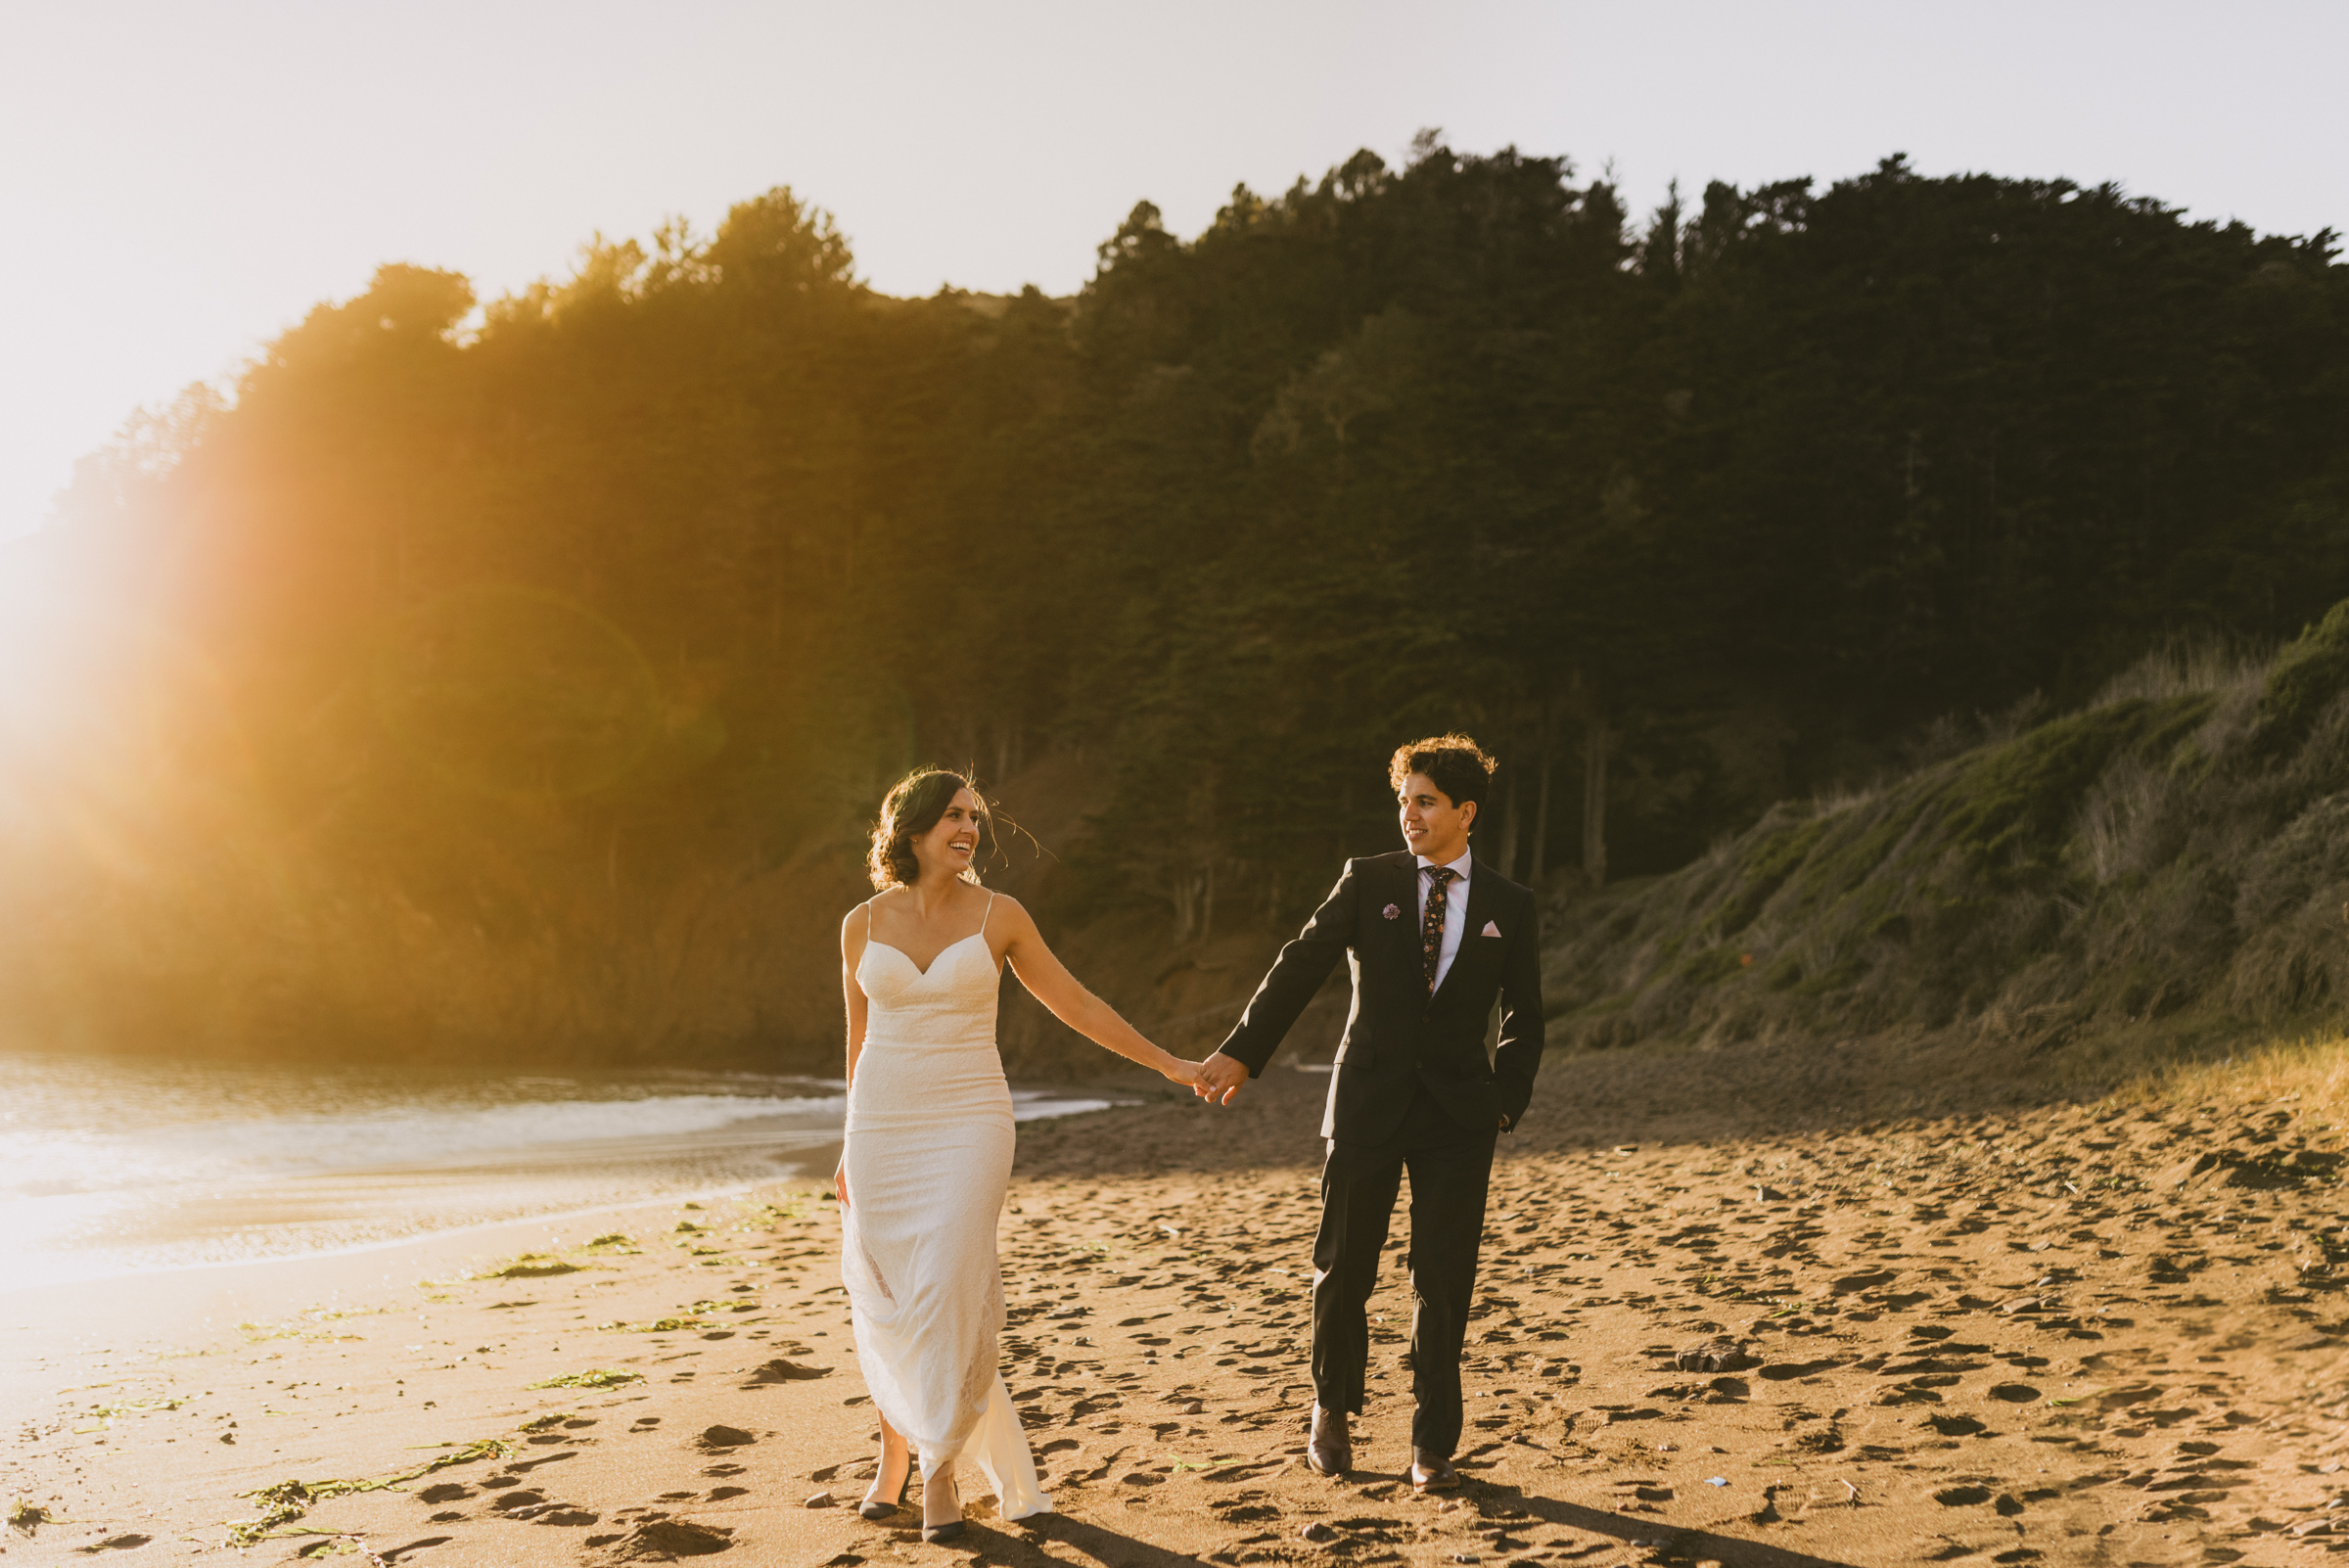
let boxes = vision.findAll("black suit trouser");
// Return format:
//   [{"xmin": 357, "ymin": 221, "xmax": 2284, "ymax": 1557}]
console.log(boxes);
[{"xmin": 1311, "ymin": 1086, "xmax": 1496, "ymax": 1458}]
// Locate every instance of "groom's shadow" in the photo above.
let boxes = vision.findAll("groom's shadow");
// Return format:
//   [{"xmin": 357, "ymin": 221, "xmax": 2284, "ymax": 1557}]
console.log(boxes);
[
  {"xmin": 963, "ymin": 1511, "xmax": 1203, "ymax": 1568},
  {"xmin": 948, "ymin": 1485, "xmax": 1867, "ymax": 1568},
  {"xmin": 1395, "ymin": 1467, "xmax": 1870, "ymax": 1568}
]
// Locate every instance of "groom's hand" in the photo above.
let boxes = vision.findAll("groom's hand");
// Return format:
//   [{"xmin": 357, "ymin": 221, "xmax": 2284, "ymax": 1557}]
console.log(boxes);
[{"xmin": 1194, "ymin": 1052, "xmax": 1247, "ymax": 1107}]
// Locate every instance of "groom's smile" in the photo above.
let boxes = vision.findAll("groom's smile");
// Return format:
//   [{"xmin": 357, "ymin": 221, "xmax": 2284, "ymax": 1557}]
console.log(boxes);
[{"xmin": 1398, "ymin": 772, "xmax": 1476, "ymax": 863}]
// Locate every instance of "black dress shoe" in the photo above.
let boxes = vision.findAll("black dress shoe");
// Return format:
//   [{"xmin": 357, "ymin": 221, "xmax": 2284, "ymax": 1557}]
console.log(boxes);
[
  {"xmin": 1409, "ymin": 1448, "xmax": 1458, "ymax": 1493},
  {"xmin": 1308, "ymin": 1405, "xmax": 1352, "ymax": 1476}
]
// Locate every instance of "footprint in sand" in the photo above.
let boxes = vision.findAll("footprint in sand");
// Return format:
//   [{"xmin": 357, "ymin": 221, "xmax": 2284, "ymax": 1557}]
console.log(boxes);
[
  {"xmin": 694, "ymin": 1424, "xmax": 757, "ymax": 1453},
  {"xmin": 588, "ymin": 1519, "xmax": 735, "ymax": 1560}
]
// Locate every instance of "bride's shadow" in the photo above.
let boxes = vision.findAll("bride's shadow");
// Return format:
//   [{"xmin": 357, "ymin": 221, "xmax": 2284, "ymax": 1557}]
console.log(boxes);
[{"xmin": 960, "ymin": 1511, "xmax": 1206, "ymax": 1568}]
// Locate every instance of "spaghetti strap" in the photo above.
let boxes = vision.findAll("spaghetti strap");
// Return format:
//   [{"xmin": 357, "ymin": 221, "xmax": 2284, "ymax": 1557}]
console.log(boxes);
[{"xmin": 979, "ymin": 889, "xmax": 997, "ymax": 938}]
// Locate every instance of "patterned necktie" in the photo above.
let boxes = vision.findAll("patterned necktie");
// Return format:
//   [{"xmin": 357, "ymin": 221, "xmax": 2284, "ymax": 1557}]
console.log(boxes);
[{"xmin": 1422, "ymin": 866, "xmax": 1456, "ymax": 994}]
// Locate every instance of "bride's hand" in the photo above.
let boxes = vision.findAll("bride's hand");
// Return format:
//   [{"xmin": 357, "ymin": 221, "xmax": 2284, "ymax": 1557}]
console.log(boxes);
[
  {"xmin": 834, "ymin": 1160, "xmax": 850, "ymax": 1208},
  {"xmin": 1159, "ymin": 1054, "xmax": 1205, "ymax": 1087}
]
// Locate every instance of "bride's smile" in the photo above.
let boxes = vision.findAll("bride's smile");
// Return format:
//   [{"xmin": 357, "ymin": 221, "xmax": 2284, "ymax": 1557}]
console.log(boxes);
[{"xmin": 912, "ymin": 795, "xmax": 985, "ymax": 874}]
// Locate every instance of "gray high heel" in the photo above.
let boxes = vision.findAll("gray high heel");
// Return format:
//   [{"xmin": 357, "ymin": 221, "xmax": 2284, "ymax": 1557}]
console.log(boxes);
[
  {"xmin": 857, "ymin": 1459, "xmax": 909, "ymax": 1520},
  {"xmin": 921, "ymin": 1472, "xmax": 965, "ymax": 1542}
]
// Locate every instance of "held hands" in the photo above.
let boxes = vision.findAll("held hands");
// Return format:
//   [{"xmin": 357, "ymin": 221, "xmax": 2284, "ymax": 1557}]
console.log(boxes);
[
  {"xmin": 1156, "ymin": 1051, "xmax": 1206, "ymax": 1087},
  {"xmin": 1193, "ymin": 1051, "xmax": 1247, "ymax": 1107}
]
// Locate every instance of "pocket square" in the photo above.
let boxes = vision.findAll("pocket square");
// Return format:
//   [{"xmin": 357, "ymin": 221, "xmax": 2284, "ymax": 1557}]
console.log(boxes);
[{"xmin": 1481, "ymin": 920, "xmax": 1502, "ymax": 938}]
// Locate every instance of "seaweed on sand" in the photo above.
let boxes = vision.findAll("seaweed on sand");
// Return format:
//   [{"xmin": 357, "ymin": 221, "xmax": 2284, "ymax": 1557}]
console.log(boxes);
[
  {"xmin": 475, "ymin": 1253, "xmax": 587, "ymax": 1280},
  {"xmin": 224, "ymin": 1437, "xmax": 514, "ymax": 1547},
  {"xmin": 8, "ymin": 1499, "xmax": 57, "ymax": 1537},
  {"xmin": 527, "ymin": 1368, "xmax": 643, "ymax": 1390}
]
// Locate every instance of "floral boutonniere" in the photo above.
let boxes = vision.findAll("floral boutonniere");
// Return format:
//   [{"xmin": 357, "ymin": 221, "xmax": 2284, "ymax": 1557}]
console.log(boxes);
[{"xmin": 1382, "ymin": 902, "xmax": 1401, "ymax": 919}]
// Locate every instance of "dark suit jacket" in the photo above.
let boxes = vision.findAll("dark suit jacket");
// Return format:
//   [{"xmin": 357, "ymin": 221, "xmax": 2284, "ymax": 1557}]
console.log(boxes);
[{"xmin": 1216, "ymin": 851, "xmax": 1545, "ymax": 1143}]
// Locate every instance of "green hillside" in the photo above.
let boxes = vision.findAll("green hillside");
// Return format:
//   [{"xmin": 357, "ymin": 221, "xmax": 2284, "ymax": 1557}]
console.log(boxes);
[{"xmin": 1544, "ymin": 604, "xmax": 2349, "ymax": 1070}]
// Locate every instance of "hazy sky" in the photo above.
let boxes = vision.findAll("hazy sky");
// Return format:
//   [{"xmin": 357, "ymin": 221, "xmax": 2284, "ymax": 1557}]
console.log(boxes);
[{"xmin": 3, "ymin": 1, "xmax": 2344, "ymax": 539}]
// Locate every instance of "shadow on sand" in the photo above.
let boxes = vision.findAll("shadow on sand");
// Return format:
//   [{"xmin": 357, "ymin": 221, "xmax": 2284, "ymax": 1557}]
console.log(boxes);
[{"xmin": 949, "ymin": 1481, "xmax": 1869, "ymax": 1568}]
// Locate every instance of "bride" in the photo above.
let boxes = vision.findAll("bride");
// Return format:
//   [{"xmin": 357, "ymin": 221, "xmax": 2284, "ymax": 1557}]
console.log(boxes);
[{"xmin": 836, "ymin": 768, "xmax": 1201, "ymax": 1541}]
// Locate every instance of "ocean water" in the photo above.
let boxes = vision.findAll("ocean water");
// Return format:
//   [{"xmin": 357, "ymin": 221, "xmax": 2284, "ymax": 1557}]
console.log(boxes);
[{"xmin": 0, "ymin": 1050, "xmax": 1114, "ymax": 1290}]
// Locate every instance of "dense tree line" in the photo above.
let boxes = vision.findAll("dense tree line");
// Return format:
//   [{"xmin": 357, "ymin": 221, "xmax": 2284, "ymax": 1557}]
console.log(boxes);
[
  {"xmin": 1062, "ymin": 147, "xmax": 2347, "ymax": 910},
  {"xmin": 12, "ymin": 139, "xmax": 2345, "ymax": 1060}
]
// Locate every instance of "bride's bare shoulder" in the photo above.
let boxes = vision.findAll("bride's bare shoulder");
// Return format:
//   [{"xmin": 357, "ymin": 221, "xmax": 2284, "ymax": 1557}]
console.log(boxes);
[
  {"xmin": 840, "ymin": 895, "xmax": 881, "ymax": 944},
  {"xmin": 985, "ymin": 889, "xmax": 1036, "ymax": 929}
]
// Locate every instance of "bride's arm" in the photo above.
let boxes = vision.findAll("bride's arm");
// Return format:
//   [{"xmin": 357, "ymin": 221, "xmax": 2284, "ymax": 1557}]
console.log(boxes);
[
  {"xmin": 837, "ymin": 904, "xmax": 873, "ymax": 1205},
  {"xmin": 996, "ymin": 897, "xmax": 1199, "ymax": 1084}
]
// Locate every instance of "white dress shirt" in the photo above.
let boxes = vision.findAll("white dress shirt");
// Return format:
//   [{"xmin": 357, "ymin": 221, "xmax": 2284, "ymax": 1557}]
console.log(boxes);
[{"xmin": 1415, "ymin": 849, "xmax": 1473, "ymax": 992}]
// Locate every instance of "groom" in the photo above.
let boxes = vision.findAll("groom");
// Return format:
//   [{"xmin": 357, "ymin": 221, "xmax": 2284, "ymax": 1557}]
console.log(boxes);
[{"xmin": 1193, "ymin": 734, "xmax": 1544, "ymax": 1492}]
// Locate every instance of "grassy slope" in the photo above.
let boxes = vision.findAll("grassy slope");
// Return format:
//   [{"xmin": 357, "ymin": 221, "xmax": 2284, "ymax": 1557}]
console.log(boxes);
[{"xmin": 1543, "ymin": 599, "xmax": 2349, "ymax": 1079}]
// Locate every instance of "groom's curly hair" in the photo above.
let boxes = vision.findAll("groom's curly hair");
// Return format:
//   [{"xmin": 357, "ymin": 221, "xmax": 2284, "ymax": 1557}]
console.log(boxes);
[
  {"xmin": 867, "ymin": 767, "xmax": 995, "ymax": 889},
  {"xmin": 1388, "ymin": 733, "xmax": 1497, "ymax": 815}
]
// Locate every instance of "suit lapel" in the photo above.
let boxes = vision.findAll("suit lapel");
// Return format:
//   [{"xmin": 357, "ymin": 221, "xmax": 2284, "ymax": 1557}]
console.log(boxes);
[
  {"xmin": 1431, "ymin": 856, "xmax": 1499, "ymax": 1005},
  {"xmin": 1462, "ymin": 857, "xmax": 1498, "ymax": 945},
  {"xmin": 1392, "ymin": 856, "xmax": 1425, "ymax": 974}
]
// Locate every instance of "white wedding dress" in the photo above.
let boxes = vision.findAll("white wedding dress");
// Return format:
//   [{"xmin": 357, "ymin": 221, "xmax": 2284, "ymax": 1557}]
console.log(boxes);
[{"xmin": 842, "ymin": 892, "xmax": 1052, "ymax": 1520}]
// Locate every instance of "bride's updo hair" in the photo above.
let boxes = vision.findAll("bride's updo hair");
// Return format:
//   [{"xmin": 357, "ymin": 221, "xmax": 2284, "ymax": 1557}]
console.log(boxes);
[{"xmin": 867, "ymin": 767, "xmax": 993, "ymax": 890}]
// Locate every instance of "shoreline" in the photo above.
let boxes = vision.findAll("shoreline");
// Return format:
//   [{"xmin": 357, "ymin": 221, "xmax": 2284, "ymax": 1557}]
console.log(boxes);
[
  {"xmin": 0, "ymin": 1161, "xmax": 829, "ymax": 1300},
  {"xmin": 0, "ymin": 1179, "xmax": 833, "ymax": 1449},
  {"xmin": 7, "ymin": 1077, "xmax": 1130, "ymax": 1298}
]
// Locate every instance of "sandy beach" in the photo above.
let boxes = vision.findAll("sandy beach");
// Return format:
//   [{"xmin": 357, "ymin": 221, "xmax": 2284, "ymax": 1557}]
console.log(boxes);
[{"xmin": 5, "ymin": 1035, "xmax": 2345, "ymax": 1567}]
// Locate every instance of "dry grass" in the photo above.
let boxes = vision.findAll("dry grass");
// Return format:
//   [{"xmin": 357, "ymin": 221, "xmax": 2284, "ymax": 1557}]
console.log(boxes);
[
  {"xmin": 2092, "ymin": 635, "xmax": 2269, "ymax": 708},
  {"xmin": 2124, "ymin": 1027, "xmax": 2349, "ymax": 1122}
]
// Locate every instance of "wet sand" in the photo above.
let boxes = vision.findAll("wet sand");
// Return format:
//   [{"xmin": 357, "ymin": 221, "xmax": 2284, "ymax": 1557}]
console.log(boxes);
[{"xmin": 4, "ymin": 1036, "xmax": 2345, "ymax": 1566}]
